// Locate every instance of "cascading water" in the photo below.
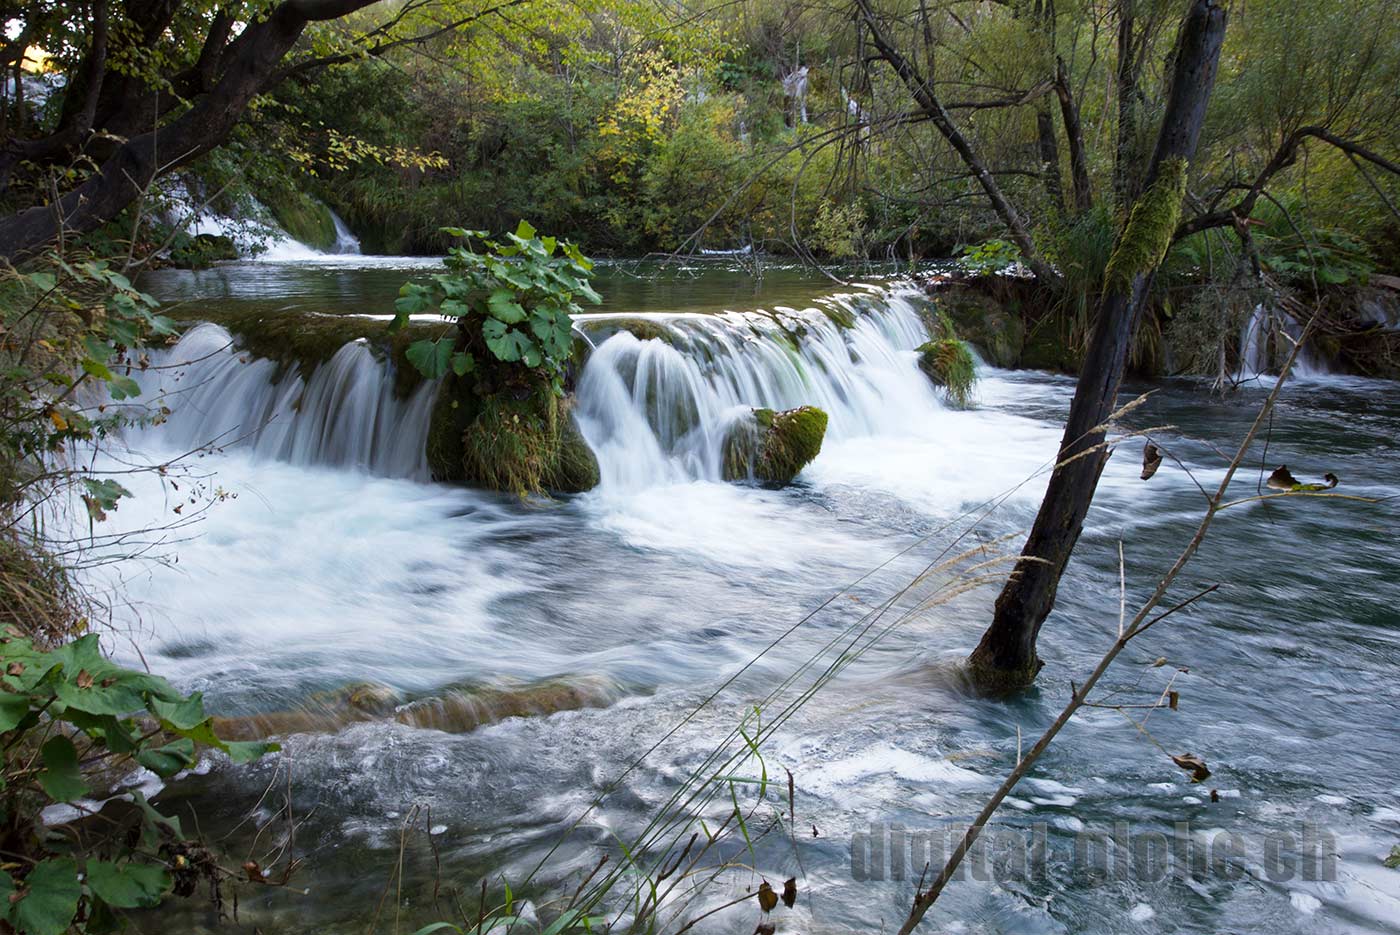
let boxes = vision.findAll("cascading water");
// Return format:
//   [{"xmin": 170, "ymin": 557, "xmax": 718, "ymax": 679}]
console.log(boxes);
[
  {"xmin": 330, "ymin": 208, "xmax": 362, "ymax": 255},
  {"xmin": 1238, "ymin": 303, "xmax": 1269, "ymax": 378},
  {"xmin": 572, "ymin": 289, "xmax": 943, "ymax": 491},
  {"xmin": 128, "ymin": 323, "xmax": 437, "ymax": 478},
  {"xmin": 1237, "ymin": 303, "xmax": 1330, "ymax": 379}
]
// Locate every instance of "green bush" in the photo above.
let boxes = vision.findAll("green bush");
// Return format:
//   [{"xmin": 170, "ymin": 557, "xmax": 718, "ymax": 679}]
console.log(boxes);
[{"xmin": 0, "ymin": 632, "xmax": 276, "ymax": 934}]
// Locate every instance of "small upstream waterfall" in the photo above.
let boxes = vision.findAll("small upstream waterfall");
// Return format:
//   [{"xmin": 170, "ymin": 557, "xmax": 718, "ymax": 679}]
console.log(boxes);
[
  {"xmin": 130, "ymin": 323, "xmax": 437, "ymax": 478},
  {"xmin": 572, "ymin": 289, "xmax": 941, "ymax": 490},
  {"xmin": 1237, "ymin": 304, "xmax": 1330, "ymax": 379},
  {"xmin": 330, "ymin": 209, "xmax": 362, "ymax": 255}
]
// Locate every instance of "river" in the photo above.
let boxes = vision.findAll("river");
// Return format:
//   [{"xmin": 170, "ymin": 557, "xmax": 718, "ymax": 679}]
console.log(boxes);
[{"xmin": 89, "ymin": 255, "xmax": 1400, "ymax": 933}]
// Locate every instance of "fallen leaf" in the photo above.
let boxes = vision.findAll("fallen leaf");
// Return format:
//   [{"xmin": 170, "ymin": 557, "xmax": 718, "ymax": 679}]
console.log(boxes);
[
  {"xmin": 1267, "ymin": 465, "xmax": 1300, "ymax": 490},
  {"xmin": 1171, "ymin": 753, "xmax": 1211, "ymax": 783},
  {"xmin": 753, "ymin": 925, "xmax": 775, "ymax": 935},
  {"xmin": 1141, "ymin": 443, "xmax": 1163, "ymax": 481},
  {"xmin": 1168, "ymin": 691, "xmax": 1179, "ymax": 710},
  {"xmin": 782, "ymin": 877, "xmax": 797, "ymax": 908},
  {"xmin": 1384, "ymin": 845, "xmax": 1400, "ymax": 870},
  {"xmin": 757, "ymin": 880, "xmax": 777, "ymax": 913},
  {"xmin": 75, "ymin": 670, "xmax": 94, "ymax": 689}
]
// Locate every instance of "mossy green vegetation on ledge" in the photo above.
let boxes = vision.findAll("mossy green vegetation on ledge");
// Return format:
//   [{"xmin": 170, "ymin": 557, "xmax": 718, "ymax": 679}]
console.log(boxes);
[
  {"xmin": 722, "ymin": 405, "xmax": 828, "ymax": 486},
  {"xmin": 173, "ymin": 307, "xmax": 440, "ymax": 398},
  {"xmin": 916, "ymin": 311, "xmax": 978, "ymax": 408},
  {"xmin": 264, "ymin": 189, "xmax": 338, "ymax": 251}
]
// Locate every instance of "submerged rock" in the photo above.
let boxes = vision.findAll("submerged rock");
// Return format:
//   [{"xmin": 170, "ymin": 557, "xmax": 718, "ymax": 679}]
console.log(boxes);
[
  {"xmin": 211, "ymin": 675, "xmax": 624, "ymax": 740},
  {"xmin": 721, "ymin": 405, "xmax": 828, "ymax": 486}
]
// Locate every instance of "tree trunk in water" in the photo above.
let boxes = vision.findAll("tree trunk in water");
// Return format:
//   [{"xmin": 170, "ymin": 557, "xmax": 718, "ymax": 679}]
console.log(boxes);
[{"xmin": 969, "ymin": 0, "xmax": 1227, "ymax": 690}]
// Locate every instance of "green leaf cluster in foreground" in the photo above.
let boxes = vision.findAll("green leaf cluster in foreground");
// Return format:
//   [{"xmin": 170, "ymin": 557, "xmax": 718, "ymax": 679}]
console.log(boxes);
[
  {"xmin": 392, "ymin": 221, "xmax": 601, "ymax": 394},
  {"xmin": 0, "ymin": 631, "xmax": 277, "ymax": 933}
]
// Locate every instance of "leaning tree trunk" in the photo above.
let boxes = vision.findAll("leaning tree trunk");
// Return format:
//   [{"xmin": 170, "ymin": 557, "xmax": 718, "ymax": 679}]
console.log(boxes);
[
  {"xmin": 0, "ymin": 0, "xmax": 379, "ymax": 262},
  {"xmin": 968, "ymin": 0, "xmax": 1227, "ymax": 690}
]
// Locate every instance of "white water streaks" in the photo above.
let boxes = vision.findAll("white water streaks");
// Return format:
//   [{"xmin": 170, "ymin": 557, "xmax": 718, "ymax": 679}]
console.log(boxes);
[{"xmin": 128, "ymin": 323, "xmax": 437, "ymax": 479}]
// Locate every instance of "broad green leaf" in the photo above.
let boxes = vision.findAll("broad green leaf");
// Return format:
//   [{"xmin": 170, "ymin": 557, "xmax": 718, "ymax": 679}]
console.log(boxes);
[
  {"xmin": 0, "ymin": 694, "xmax": 30, "ymax": 732},
  {"xmin": 450, "ymin": 351, "xmax": 475, "ymax": 376},
  {"xmin": 38, "ymin": 737, "xmax": 88, "ymax": 802},
  {"xmin": 11, "ymin": 859, "xmax": 80, "ymax": 935},
  {"xmin": 405, "ymin": 339, "xmax": 455, "ymax": 380},
  {"xmin": 487, "ymin": 289, "xmax": 527, "ymax": 324},
  {"xmin": 514, "ymin": 219, "xmax": 537, "ymax": 241},
  {"xmin": 223, "ymin": 739, "xmax": 280, "ymax": 763},
  {"xmin": 148, "ymin": 692, "xmax": 207, "ymax": 730},
  {"xmin": 439, "ymin": 297, "xmax": 470, "ymax": 318},
  {"xmin": 25, "ymin": 272, "xmax": 56, "ymax": 291},
  {"xmin": 108, "ymin": 376, "xmax": 142, "ymax": 400},
  {"xmin": 85, "ymin": 861, "xmax": 171, "ymax": 909},
  {"xmin": 81, "ymin": 359, "xmax": 114, "ymax": 382},
  {"xmin": 136, "ymin": 741, "xmax": 195, "ymax": 777}
]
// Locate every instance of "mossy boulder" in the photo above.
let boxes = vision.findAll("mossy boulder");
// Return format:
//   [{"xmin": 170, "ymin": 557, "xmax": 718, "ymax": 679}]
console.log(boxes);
[
  {"xmin": 721, "ymin": 405, "xmax": 828, "ymax": 486},
  {"xmin": 921, "ymin": 278, "xmax": 1028, "ymax": 369}
]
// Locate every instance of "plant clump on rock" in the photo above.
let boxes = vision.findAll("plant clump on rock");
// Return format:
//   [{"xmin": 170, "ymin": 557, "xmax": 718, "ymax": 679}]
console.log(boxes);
[
  {"xmin": 396, "ymin": 222, "xmax": 603, "ymax": 495},
  {"xmin": 917, "ymin": 311, "xmax": 978, "ymax": 408}
]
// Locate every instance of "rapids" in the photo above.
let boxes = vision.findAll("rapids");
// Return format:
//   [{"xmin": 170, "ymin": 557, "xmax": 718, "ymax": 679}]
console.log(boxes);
[{"xmin": 83, "ymin": 261, "xmax": 1399, "ymax": 934}]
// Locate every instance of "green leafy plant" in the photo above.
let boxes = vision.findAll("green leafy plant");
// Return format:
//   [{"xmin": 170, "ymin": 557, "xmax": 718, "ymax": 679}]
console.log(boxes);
[
  {"xmin": 0, "ymin": 631, "xmax": 277, "ymax": 934},
  {"xmin": 2, "ymin": 255, "xmax": 176, "ymax": 515},
  {"xmin": 956, "ymin": 238, "xmax": 1022, "ymax": 276},
  {"xmin": 391, "ymin": 221, "xmax": 600, "ymax": 394}
]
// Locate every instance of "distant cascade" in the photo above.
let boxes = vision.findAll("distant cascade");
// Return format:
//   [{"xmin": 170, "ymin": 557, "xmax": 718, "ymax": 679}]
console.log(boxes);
[
  {"xmin": 329, "ymin": 207, "xmax": 362, "ymax": 255},
  {"xmin": 130, "ymin": 323, "xmax": 437, "ymax": 478},
  {"xmin": 572, "ymin": 288, "xmax": 943, "ymax": 491},
  {"xmin": 1237, "ymin": 304, "xmax": 1330, "ymax": 379}
]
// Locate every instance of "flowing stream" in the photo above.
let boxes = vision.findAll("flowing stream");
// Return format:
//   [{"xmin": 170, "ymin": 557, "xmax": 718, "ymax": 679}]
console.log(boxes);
[{"xmin": 87, "ymin": 259, "xmax": 1400, "ymax": 934}]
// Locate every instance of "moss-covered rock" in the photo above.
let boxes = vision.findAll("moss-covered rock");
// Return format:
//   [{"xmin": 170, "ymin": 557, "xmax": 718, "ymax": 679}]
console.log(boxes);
[
  {"xmin": 721, "ymin": 405, "xmax": 828, "ymax": 486},
  {"xmin": 455, "ymin": 390, "xmax": 599, "ymax": 496},
  {"xmin": 921, "ymin": 278, "xmax": 1029, "ymax": 369}
]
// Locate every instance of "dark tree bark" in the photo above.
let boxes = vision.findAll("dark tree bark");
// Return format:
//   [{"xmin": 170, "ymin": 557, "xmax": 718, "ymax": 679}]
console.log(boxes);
[
  {"xmin": 1036, "ymin": 105, "xmax": 1065, "ymax": 210},
  {"xmin": 0, "ymin": 0, "xmax": 381, "ymax": 261},
  {"xmin": 969, "ymin": 0, "xmax": 1227, "ymax": 689},
  {"xmin": 1055, "ymin": 56, "xmax": 1093, "ymax": 213}
]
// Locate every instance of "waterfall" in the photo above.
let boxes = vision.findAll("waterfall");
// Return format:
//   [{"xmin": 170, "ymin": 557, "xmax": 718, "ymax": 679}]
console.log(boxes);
[
  {"xmin": 1237, "ymin": 303, "xmax": 1330, "ymax": 379},
  {"xmin": 572, "ymin": 289, "xmax": 941, "ymax": 491},
  {"xmin": 130, "ymin": 323, "xmax": 437, "ymax": 479},
  {"xmin": 330, "ymin": 208, "xmax": 362, "ymax": 255},
  {"xmin": 1238, "ymin": 303, "xmax": 1268, "ymax": 379}
]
